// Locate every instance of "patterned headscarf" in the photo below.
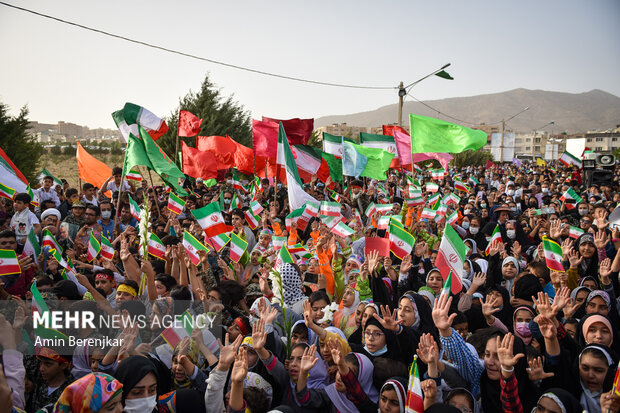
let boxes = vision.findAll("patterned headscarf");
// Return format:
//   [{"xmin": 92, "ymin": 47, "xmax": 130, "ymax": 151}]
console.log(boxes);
[
  {"xmin": 280, "ymin": 263, "xmax": 306, "ymax": 307},
  {"xmin": 52, "ymin": 373, "xmax": 122, "ymax": 413},
  {"xmin": 244, "ymin": 372, "xmax": 273, "ymax": 404}
]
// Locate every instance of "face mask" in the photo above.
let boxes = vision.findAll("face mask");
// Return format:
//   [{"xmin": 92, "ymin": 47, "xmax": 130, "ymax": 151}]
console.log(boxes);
[
  {"xmin": 277, "ymin": 183, "xmax": 282, "ymax": 189},
  {"xmin": 514, "ymin": 322, "xmax": 532, "ymax": 337},
  {"xmin": 485, "ymin": 236, "xmax": 492, "ymax": 242},
  {"xmin": 462, "ymin": 222, "xmax": 470, "ymax": 230},
  {"xmin": 542, "ymin": 188, "xmax": 549, "ymax": 193},
  {"xmin": 226, "ymin": 179, "xmax": 233, "ymax": 185},
  {"xmin": 469, "ymin": 227, "xmax": 479, "ymax": 235},
  {"xmin": 510, "ymin": 207, "xmax": 517, "ymax": 212},
  {"xmin": 506, "ymin": 230, "xmax": 516, "ymax": 239},
  {"xmin": 124, "ymin": 395, "xmax": 157, "ymax": 413},
  {"xmin": 224, "ymin": 198, "xmax": 231, "ymax": 205},
  {"xmin": 101, "ymin": 211, "xmax": 112, "ymax": 220},
  {"xmin": 507, "ymin": 190, "xmax": 515, "ymax": 196},
  {"xmin": 364, "ymin": 344, "xmax": 388, "ymax": 356},
  {"xmin": 579, "ymin": 208, "xmax": 589, "ymax": 216}
]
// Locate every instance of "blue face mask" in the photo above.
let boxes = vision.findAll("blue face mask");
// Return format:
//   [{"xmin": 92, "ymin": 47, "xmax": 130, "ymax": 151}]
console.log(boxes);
[{"xmin": 364, "ymin": 344, "xmax": 388, "ymax": 356}]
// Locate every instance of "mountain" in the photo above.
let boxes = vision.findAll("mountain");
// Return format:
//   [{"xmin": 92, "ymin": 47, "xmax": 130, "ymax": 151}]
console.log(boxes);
[{"xmin": 315, "ymin": 89, "xmax": 620, "ymax": 133}]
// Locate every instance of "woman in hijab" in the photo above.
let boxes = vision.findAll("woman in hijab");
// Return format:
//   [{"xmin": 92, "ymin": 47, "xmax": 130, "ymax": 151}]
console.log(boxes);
[
  {"xmin": 350, "ymin": 317, "xmax": 403, "ymax": 363},
  {"xmin": 279, "ymin": 263, "xmax": 308, "ymax": 315},
  {"xmin": 347, "ymin": 302, "xmax": 374, "ymax": 345},
  {"xmin": 530, "ymin": 388, "xmax": 581, "ymax": 413},
  {"xmin": 575, "ymin": 233, "xmax": 600, "ymax": 279},
  {"xmin": 333, "ymin": 284, "xmax": 361, "ymax": 338},
  {"xmin": 485, "ymin": 285, "xmax": 515, "ymax": 332},
  {"xmin": 576, "ymin": 313, "xmax": 618, "ymax": 354},
  {"xmin": 575, "ymin": 345, "xmax": 617, "ymax": 413},
  {"xmin": 378, "ymin": 377, "xmax": 407, "ymax": 413},
  {"xmin": 52, "ymin": 373, "xmax": 123, "ymax": 413},
  {"xmin": 512, "ymin": 306, "xmax": 536, "ymax": 346},
  {"xmin": 114, "ymin": 356, "xmax": 160, "ymax": 413},
  {"xmin": 512, "ymin": 273, "xmax": 542, "ymax": 307}
]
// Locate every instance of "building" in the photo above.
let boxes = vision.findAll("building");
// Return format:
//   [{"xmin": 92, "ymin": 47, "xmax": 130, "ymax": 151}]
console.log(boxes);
[
  {"xmin": 315, "ymin": 123, "xmax": 367, "ymax": 140},
  {"xmin": 582, "ymin": 126, "xmax": 620, "ymax": 153}
]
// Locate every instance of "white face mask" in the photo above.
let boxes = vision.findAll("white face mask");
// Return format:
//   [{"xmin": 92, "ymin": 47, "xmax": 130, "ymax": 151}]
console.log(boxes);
[
  {"xmin": 542, "ymin": 188, "xmax": 549, "ymax": 193},
  {"xmin": 124, "ymin": 395, "xmax": 157, "ymax": 413},
  {"xmin": 578, "ymin": 208, "xmax": 589, "ymax": 216},
  {"xmin": 506, "ymin": 230, "xmax": 516, "ymax": 239},
  {"xmin": 462, "ymin": 222, "xmax": 470, "ymax": 230},
  {"xmin": 469, "ymin": 227, "xmax": 479, "ymax": 235},
  {"xmin": 101, "ymin": 211, "xmax": 112, "ymax": 220},
  {"xmin": 507, "ymin": 190, "xmax": 515, "ymax": 196}
]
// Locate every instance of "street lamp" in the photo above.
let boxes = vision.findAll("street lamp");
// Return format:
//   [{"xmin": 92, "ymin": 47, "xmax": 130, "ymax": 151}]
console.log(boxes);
[{"xmin": 397, "ymin": 63, "xmax": 452, "ymax": 126}]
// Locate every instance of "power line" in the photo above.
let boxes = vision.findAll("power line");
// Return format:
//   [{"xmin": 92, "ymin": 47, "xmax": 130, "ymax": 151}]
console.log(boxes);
[{"xmin": 0, "ymin": 1, "xmax": 396, "ymax": 91}]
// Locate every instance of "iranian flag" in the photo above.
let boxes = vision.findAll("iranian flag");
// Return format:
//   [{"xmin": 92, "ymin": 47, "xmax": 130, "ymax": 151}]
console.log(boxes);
[
  {"xmin": 440, "ymin": 271, "xmax": 453, "ymax": 298},
  {"xmin": 428, "ymin": 193, "xmax": 441, "ymax": 205},
  {"xmin": 285, "ymin": 206, "xmax": 304, "ymax": 229},
  {"xmin": 420, "ymin": 208, "xmax": 436, "ymax": 220},
  {"xmin": 100, "ymin": 236, "xmax": 115, "ymax": 260},
  {"xmin": 250, "ymin": 200, "xmax": 263, "ymax": 216},
  {"xmin": 288, "ymin": 244, "xmax": 311, "ymax": 258},
  {"xmin": 389, "ymin": 224, "xmax": 415, "ymax": 259},
  {"xmin": 569, "ymin": 226, "xmax": 585, "ymax": 239},
  {"xmin": 375, "ymin": 204, "xmax": 394, "ymax": 215},
  {"xmin": 446, "ymin": 211, "xmax": 459, "ymax": 226},
  {"xmin": 229, "ymin": 233, "xmax": 248, "ymax": 263},
  {"xmin": 277, "ymin": 123, "xmax": 319, "ymax": 210},
  {"xmin": 0, "ymin": 183, "xmax": 16, "ymax": 200},
  {"xmin": 0, "ymin": 147, "xmax": 28, "ymax": 194},
  {"xmin": 42, "ymin": 229, "xmax": 62, "ymax": 252},
  {"xmin": 377, "ymin": 215, "xmax": 391, "ymax": 230},
  {"xmin": 112, "ymin": 102, "xmax": 168, "ymax": 142},
  {"xmin": 160, "ymin": 310, "xmax": 193, "ymax": 349},
  {"xmin": 205, "ymin": 232, "xmax": 230, "ymax": 252},
  {"xmin": 27, "ymin": 186, "xmax": 39, "ymax": 207},
  {"xmin": 359, "ymin": 132, "xmax": 399, "ymax": 168},
  {"xmin": 275, "ymin": 245, "xmax": 296, "ymax": 269},
  {"xmin": 560, "ymin": 188, "xmax": 583, "ymax": 210},
  {"xmin": 405, "ymin": 196, "xmax": 424, "ymax": 207},
  {"xmin": 485, "ymin": 225, "xmax": 503, "ymax": 255},
  {"xmin": 405, "ymin": 356, "xmax": 424, "ymax": 413},
  {"xmin": 192, "ymin": 202, "xmax": 229, "ymax": 237},
  {"xmin": 454, "ymin": 178, "xmax": 470, "ymax": 193},
  {"xmin": 167, "ymin": 193, "xmax": 186, "ymax": 215},
  {"xmin": 23, "ymin": 228, "xmax": 41, "ymax": 263},
  {"xmin": 231, "ymin": 169, "xmax": 245, "ymax": 192},
  {"xmin": 293, "ymin": 145, "xmax": 323, "ymax": 182},
  {"xmin": 365, "ymin": 203, "xmax": 378, "ymax": 219},
  {"xmin": 542, "ymin": 236, "xmax": 564, "ymax": 271},
  {"xmin": 183, "ymin": 231, "xmax": 209, "ymax": 266},
  {"xmin": 272, "ymin": 235, "xmax": 287, "ymax": 250},
  {"xmin": 245, "ymin": 209, "xmax": 260, "ymax": 230},
  {"xmin": 333, "ymin": 222, "xmax": 355, "ymax": 238},
  {"xmin": 470, "ymin": 176, "xmax": 479, "ymax": 185},
  {"xmin": 128, "ymin": 197, "xmax": 141, "ymax": 220},
  {"xmin": 304, "ymin": 202, "xmax": 319, "ymax": 217},
  {"xmin": 322, "ymin": 132, "xmax": 343, "ymax": 157},
  {"xmin": 30, "ymin": 281, "xmax": 50, "ymax": 315},
  {"xmin": 329, "ymin": 189, "xmax": 342, "ymax": 203},
  {"xmin": 435, "ymin": 224, "xmax": 467, "ymax": 295},
  {"xmin": 320, "ymin": 201, "xmax": 341, "ymax": 217},
  {"xmin": 147, "ymin": 233, "xmax": 166, "ymax": 260},
  {"xmin": 86, "ymin": 233, "xmax": 101, "ymax": 262},
  {"xmin": 444, "ymin": 193, "xmax": 461, "ymax": 206},
  {"xmin": 435, "ymin": 203, "xmax": 448, "ymax": 217},
  {"xmin": 0, "ymin": 249, "xmax": 20, "ymax": 275},
  {"xmin": 125, "ymin": 168, "xmax": 143, "ymax": 181},
  {"xmin": 426, "ymin": 182, "xmax": 439, "ymax": 193},
  {"xmin": 559, "ymin": 151, "xmax": 582, "ymax": 169},
  {"xmin": 431, "ymin": 169, "xmax": 445, "ymax": 180}
]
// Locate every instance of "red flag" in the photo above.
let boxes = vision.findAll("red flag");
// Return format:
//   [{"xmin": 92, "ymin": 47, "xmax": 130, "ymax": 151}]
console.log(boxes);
[
  {"xmin": 178, "ymin": 110, "xmax": 203, "ymax": 137},
  {"xmin": 486, "ymin": 160, "xmax": 496, "ymax": 169},
  {"xmin": 196, "ymin": 135, "xmax": 237, "ymax": 170},
  {"xmin": 252, "ymin": 119, "xmax": 278, "ymax": 158},
  {"xmin": 262, "ymin": 117, "xmax": 314, "ymax": 146},
  {"xmin": 181, "ymin": 141, "xmax": 217, "ymax": 179}
]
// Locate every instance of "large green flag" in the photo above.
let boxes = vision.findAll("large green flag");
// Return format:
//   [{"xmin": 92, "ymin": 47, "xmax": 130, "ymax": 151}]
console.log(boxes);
[
  {"xmin": 137, "ymin": 127, "xmax": 187, "ymax": 195},
  {"xmin": 123, "ymin": 133, "xmax": 154, "ymax": 174},
  {"xmin": 346, "ymin": 142, "xmax": 394, "ymax": 180},
  {"xmin": 321, "ymin": 152, "xmax": 343, "ymax": 182},
  {"xmin": 409, "ymin": 114, "xmax": 487, "ymax": 154}
]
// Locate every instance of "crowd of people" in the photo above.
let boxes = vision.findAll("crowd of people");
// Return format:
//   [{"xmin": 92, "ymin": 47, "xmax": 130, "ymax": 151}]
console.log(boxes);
[{"xmin": 0, "ymin": 159, "xmax": 619, "ymax": 413}]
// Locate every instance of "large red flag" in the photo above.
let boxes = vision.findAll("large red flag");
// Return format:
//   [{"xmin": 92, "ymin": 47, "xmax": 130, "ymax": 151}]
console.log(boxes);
[
  {"xmin": 181, "ymin": 141, "xmax": 218, "ymax": 179},
  {"xmin": 252, "ymin": 119, "xmax": 278, "ymax": 158},
  {"xmin": 196, "ymin": 135, "xmax": 237, "ymax": 170},
  {"xmin": 178, "ymin": 110, "xmax": 203, "ymax": 137},
  {"xmin": 262, "ymin": 117, "xmax": 313, "ymax": 146}
]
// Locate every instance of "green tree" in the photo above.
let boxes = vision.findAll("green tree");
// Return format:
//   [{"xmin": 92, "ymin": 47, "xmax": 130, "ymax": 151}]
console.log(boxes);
[
  {"xmin": 50, "ymin": 145, "xmax": 62, "ymax": 156},
  {"xmin": 614, "ymin": 147, "xmax": 620, "ymax": 159},
  {"xmin": 158, "ymin": 74, "xmax": 252, "ymax": 164},
  {"xmin": 450, "ymin": 150, "xmax": 494, "ymax": 167},
  {"xmin": 0, "ymin": 102, "xmax": 42, "ymax": 181},
  {"xmin": 63, "ymin": 145, "xmax": 76, "ymax": 156}
]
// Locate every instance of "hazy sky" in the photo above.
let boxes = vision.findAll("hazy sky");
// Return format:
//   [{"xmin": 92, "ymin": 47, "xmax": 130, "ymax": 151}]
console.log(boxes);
[{"xmin": 1, "ymin": 0, "xmax": 619, "ymax": 129}]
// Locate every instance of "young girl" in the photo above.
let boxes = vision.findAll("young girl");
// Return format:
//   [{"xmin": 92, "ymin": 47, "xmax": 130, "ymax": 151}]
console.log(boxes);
[
  {"xmin": 332, "ymin": 284, "xmax": 361, "ymax": 338},
  {"xmin": 52, "ymin": 373, "xmax": 123, "ymax": 413}
]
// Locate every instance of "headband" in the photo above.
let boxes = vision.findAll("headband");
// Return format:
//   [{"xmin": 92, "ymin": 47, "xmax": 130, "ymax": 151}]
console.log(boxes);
[
  {"xmin": 582, "ymin": 315, "xmax": 613, "ymax": 345},
  {"xmin": 117, "ymin": 284, "xmax": 137, "ymax": 297},
  {"xmin": 233, "ymin": 317, "xmax": 249, "ymax": 336},
  {"xmin": 36, "ymin": 347, "xmax": 70, "ymax": 364},
  {"xmin": 95, "ymin": 272, "xmax": 114, "ymax": 281}
]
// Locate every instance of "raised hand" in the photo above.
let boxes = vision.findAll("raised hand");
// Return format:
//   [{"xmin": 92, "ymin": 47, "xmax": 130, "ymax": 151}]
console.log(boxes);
[
  {"xmin": 563, "ymin": 297, "xmax": 582, "ymax": 320},
  {"xmin": 567, "ymin": 248, "xmax": 583, "ymax": 269},
  {"xmin": 365, "ymin": 250, "xmax": 380, "ymax": 274},
  {"xmin": 230, "ymin": 346, "xmax": 248, "ymax": 383},
  {"xmin": 511, "ymin": 240, "xmax": 522, "ymax": 258},
  {"xmin": 414, "ymin": 241, "xmax": 427, "ymax": 257},
  {"xmin": 594, "ymin": 229, "xmax": 609, "ymax": 250},
  {"xmin": 481, "ymin": 295, "xmax": 500, "ymax": 320},
  {"xmin": 551, "ymin": 286, "xmax": 570, "ymax": 314},
  {"xmin": 373, "ymin": 305, "xmax": 403, "ymax": 332},
  {"xmin": 416, "ymin": 333, "xmax": 439, "ymax": 366},
  {"xmin": 432, "ymin": 294, "xmax": 457, "ymax": 336},
  {"xmin": 299, "ymin": 344, "xmax": 319, "ymax": 374},
  {"xmin": 400, "ymin": 254, "xmax": 412, "ymax": 273},
  {"xmin": 217, "ymin": 333, "xmax": 243, "ymax": 371},
  {"xmin": 599, "ymin": 258, "xmax": 612, "ymax": 283},
  {"xmin": 327, "ymin": 338, "xmax": 344, "ymax": 368},
  {"xmin": 302, "ymin": 300, "xmax": 315, "ymax": 328},
  {"xmin": 496, "ymin": 333, "xmax": 524, "ymax": 377},
  {"xmin": 535, "ymin": 315, "xmax": 557, "ymax": 340},
  {"xmin": 421, "ymin": 379, "xmax": 438, "ymax": 409},
  {"xmin": 251, "ymin": 319, "xmax": 268, "ymax": 351},
  {"xmin": 549, "ymin": 219, "xmax": 562, "ymax": 240},
  {"xmin": 560, "ymin": 238, "xmax": 573, "ymax": 257},
  {"xmin": 527, "ymin": 356, "xmax": 554, "ymax": 382},
  {"xmin": 471, "ymin": 272, "xmax": 486, "ymax": 289},
  {"xmin": 532, "ymin": 292, "xmax": 557, "ymax": 320}
]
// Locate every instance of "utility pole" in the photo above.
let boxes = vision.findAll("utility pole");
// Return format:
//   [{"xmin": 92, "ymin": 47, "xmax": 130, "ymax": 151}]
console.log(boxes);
[
  {"xmin": 398, "ymin": 81, "xmax": 405, "ymax": 126},
  {"xmin": 500, "ymin": 118, "xmax": 505, "ymax": 162}
]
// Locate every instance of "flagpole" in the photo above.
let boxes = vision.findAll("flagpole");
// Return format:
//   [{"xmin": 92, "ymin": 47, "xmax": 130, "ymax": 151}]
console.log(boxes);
[{"xmin": 147, "ymin": 169, "xmax": 164, "ymax": 220}]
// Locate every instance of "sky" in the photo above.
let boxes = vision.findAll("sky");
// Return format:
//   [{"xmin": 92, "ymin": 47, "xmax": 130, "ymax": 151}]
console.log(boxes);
[{"xmin": 1, "ymin": 0, "xmax": 619, "ymax": 129}]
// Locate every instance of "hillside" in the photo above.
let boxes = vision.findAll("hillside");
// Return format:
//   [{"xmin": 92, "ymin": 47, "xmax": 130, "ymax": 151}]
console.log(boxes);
[{"xmin": 315, "ymin": 89, "xmax": 620, "ymax": 133}]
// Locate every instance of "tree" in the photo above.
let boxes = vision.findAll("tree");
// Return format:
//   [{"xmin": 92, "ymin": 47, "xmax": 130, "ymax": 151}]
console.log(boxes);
[
  {"xmin": 63, "ymin": 145, "xmax": 76, "ymax": 156},
  {"xmin": 614, "ymin": 147, "xmax": 620, "ymax": 159},
  {"xmin": 50, "ymin": 145, "xmax": 62, "ymax": 156},
  {"xmin": 157, "ymin": 74, "xmax": 252, "ymax": 163},
  {"xmin": 0, "ymin": 101, "xmax": 42, "ymax": 181},
  {"xmin": 450, "ymin": 150, "xmax": 494, "ymax": 167}
]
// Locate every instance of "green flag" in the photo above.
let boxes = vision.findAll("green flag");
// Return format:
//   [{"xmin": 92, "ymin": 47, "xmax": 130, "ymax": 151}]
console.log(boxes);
[
  {"xmin": 321, "ymin": 152, "xmax": 343, "ymax": 182},
  {"xmin": 123, "ymin": 133, "xmax": 154, "ymax": 175},
  {"xmin": 343, "ymin": 142, "xmax": 394, "ymax": 180},
  {"xmin": 136, "ymin": 126, "xmax": 187, "ymax": 195},
  {"xmin": 409, "ymin": 114, "xmax": 487, "ymax": 154}
]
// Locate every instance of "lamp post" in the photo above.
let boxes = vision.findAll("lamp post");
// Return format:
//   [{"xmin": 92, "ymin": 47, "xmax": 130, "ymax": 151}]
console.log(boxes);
[
  {"xmin": 499, "ymin": 106, "xmax": 530, "ymax": 162},
  {"xmin": 397, "ymin": 63, "xmax": 452, "ymax": 126},
  {"xmin": 532, "ymin": 121, "xmax": 555, "ymax": 158}
]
